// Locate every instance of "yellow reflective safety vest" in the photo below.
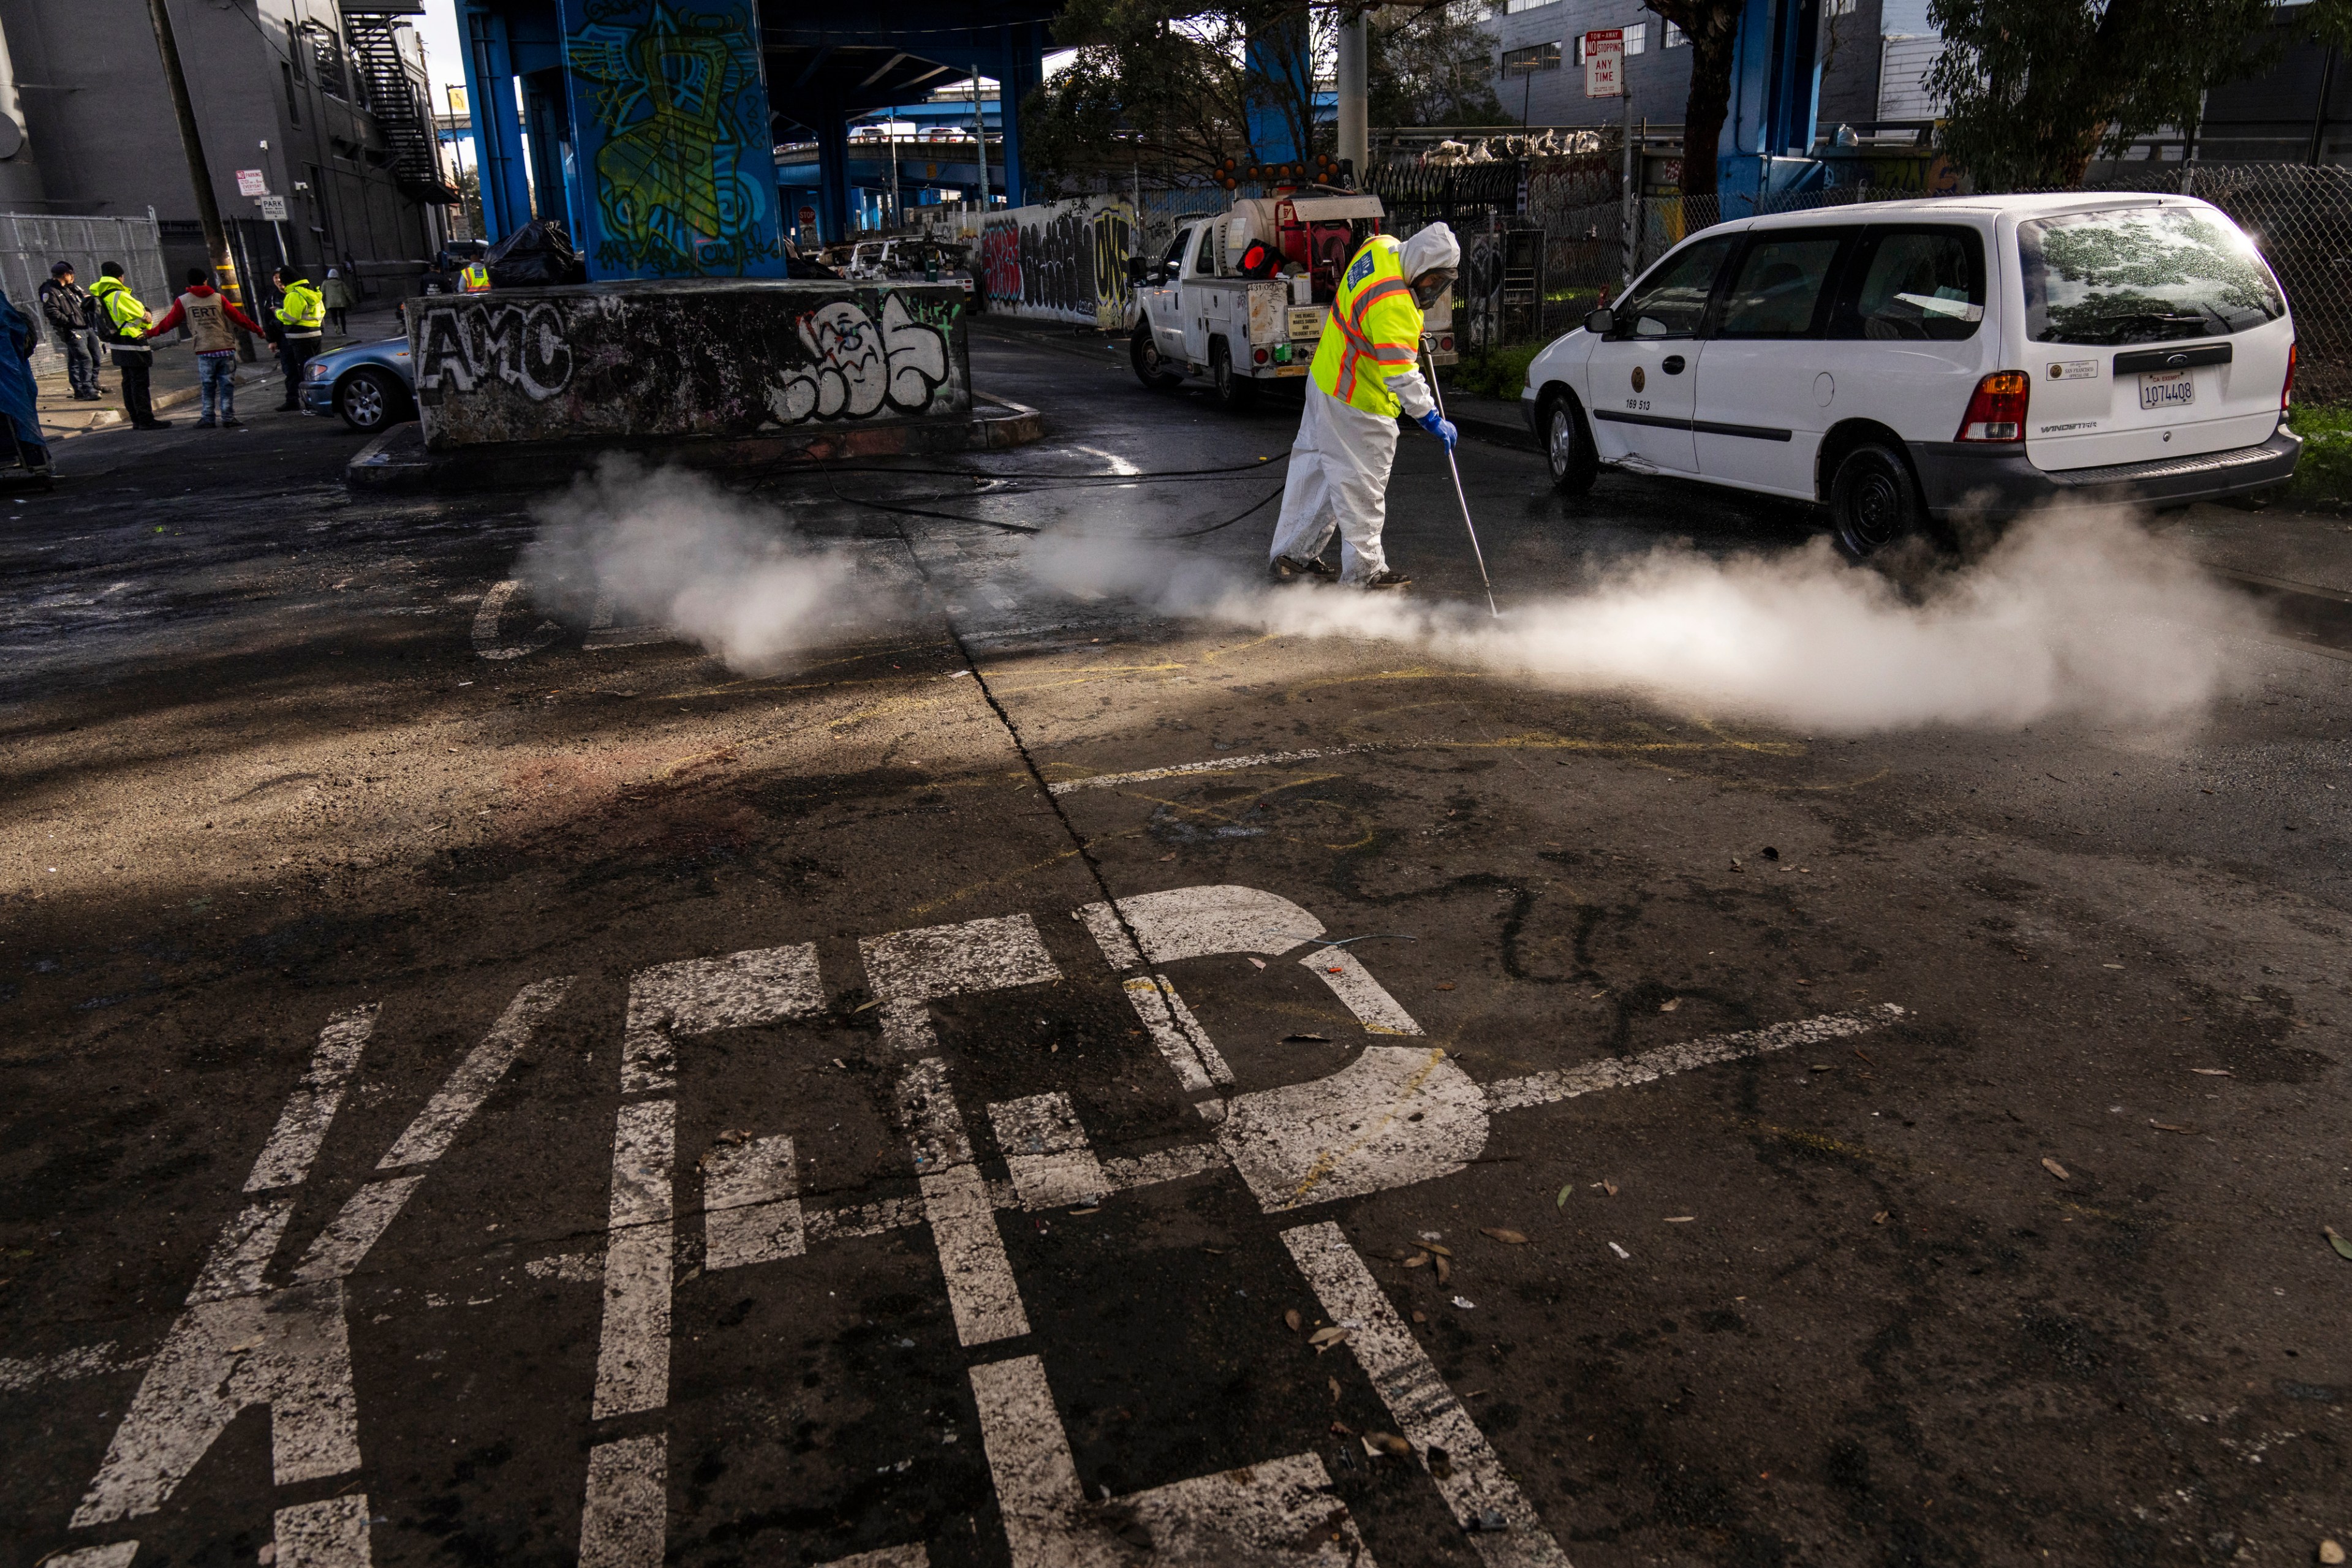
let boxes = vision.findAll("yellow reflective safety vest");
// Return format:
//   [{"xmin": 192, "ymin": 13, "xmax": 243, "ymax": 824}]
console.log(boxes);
[
  {"xmin": 90, "ymin": 276, "xmax": 153, "ymax": 349},
  {"xmin": 459, "ymin": 263, "xmax": 491, "ymax": 293},
  {"xmin": 1309, "ymin": 234, "xmax": 1424, "ymax": 418},
  {"xmin": 276, "ymin": 280, "xmax": 325, "ymax": 337}
]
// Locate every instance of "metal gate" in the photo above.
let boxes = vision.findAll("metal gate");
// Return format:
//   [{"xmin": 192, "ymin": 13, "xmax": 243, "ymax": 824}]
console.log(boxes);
[{"xmin": 0, "ymin": 212, "xmax": 172, "ymax": 378}]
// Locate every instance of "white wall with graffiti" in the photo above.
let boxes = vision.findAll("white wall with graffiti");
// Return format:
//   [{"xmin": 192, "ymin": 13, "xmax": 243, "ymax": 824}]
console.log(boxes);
[{"xmin": 939, "ymin": 195, "xmax": 1142, "ymax": 331}]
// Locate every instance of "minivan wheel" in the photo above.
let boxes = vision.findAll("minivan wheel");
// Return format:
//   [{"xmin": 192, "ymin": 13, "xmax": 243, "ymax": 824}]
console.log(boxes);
[
  {"xmin": 1543, "ymin": 392, "xmax": 1598, "ymax": 496},
  {"xmin": 1209, "ymin": 339, "xmax": 1257, "ymax": 411},
  {"xmin": 1131, "ymin": 325, "xmax": 1182, "ymax": 391},
  {"xmin": 1828, "ymin": 442, "xmax": 1922, "ymax": 560}
]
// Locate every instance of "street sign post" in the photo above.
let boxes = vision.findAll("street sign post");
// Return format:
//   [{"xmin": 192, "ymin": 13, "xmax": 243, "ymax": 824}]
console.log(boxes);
[
  {"xmin": 235, "ymin": 168, "xmax": 269, "ymax": 197},
  {"xmin": 257, "ymin": 194, "xmax": 288, "ymax": 221},
  {"xmin": 1583, "ymin": 29, "xmax": 1625, "ymax": 98}
]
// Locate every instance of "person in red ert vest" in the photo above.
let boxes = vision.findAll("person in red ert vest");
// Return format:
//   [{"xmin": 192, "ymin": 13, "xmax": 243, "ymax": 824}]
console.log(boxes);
[{"xmin": 145, "ymin": 268, "xmax": 265, "ymax": 429}]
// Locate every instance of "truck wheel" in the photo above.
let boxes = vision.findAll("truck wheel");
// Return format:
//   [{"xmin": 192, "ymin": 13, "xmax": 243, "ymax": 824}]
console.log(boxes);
[
  {"xmin": 1828, "ymin": 442, "xmax": 1921, "ymax": 562},
  {"xmin": 1542, "ymin": 392, "xmax": 1598, "ymax": 497},
  {"xmin": 1210, "ymin": 339, "xmax": 1257, "ymax": 412},
  {"xmin": 1130, "ymin": 326, "xmax": 1182, "ymax": 391}
]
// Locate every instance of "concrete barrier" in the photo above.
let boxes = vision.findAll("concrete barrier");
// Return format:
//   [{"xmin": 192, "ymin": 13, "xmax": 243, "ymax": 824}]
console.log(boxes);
[{"xmin": 409, "ymin": 279, "xmax": 971, "ymax": 451}]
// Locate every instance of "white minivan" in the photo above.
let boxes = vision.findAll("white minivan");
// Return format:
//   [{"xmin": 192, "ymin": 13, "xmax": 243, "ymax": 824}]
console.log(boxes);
[{"xmin": 1521, "ymin": 192, "xmax": 2301, "ymax": 557}]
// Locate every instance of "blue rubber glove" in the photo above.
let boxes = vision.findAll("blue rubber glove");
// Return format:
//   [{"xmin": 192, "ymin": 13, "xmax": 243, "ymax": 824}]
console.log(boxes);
[{"xmin": 1417, "ymin": 409, "xmax": 1458, "ymax": 452}]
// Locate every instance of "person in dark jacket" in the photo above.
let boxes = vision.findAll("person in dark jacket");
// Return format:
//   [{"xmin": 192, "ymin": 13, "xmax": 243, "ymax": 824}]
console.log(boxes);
[
  {"xmin": 37, "ymin": 262, "xmax": 102, "ymax": 400},
  {"xmin": 0, "ymin": 282, "xmax": 54, "ymax": 477}
]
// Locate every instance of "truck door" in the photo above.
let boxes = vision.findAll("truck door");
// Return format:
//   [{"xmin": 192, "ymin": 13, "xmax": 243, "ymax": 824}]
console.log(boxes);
[
  {"xmin": 1584, "ymin": 233, "xmax": 1738, "ymax": 474},
  {"xmin": 1148, "ymin": 227, "xmax": 1193, "ymax": 360},
  {"xmin": 1182, "ymin": 222, "xmax": 1220, "ymax": 366}
]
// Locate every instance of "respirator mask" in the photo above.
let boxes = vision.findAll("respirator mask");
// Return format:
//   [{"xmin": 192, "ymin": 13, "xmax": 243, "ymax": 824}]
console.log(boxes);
[{"xmin": 1410, "ymin": 269, "xmax": 1456, "ymax": 309}]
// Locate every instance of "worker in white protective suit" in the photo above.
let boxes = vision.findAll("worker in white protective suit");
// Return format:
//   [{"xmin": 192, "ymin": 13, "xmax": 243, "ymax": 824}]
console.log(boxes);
[{"xmin": 1268, "ymin": 222, "xmax": 1461, "ymax": 589}]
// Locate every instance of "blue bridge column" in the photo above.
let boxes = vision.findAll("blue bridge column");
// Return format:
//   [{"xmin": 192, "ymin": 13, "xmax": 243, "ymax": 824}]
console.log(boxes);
[
  {"xmin": 458, "ymin": 0, "xmax": 534, "ymax": 239},
  {"xmin": 1718, "ymin": 0, "xmax": 1824, "ymax": 215},
  {"xmin": 814, "ymin": 111, "xmax": 852, "ymax": 243}
]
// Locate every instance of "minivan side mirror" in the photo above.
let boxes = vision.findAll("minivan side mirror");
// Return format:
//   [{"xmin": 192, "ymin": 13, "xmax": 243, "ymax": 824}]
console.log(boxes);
[
  {"xmin": 1127, "ymin": 255, "xmax": 1148, "ymax": 286},
  {"xmin": 1584, "ymin": 306, "xmax": 1614, "ymax": 335}
]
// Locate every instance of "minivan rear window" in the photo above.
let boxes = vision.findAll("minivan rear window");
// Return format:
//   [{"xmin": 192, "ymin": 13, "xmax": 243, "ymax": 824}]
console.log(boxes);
[{"xmin": 2018, "ymin": 206, "xmax": 2285, "ymax": 346}]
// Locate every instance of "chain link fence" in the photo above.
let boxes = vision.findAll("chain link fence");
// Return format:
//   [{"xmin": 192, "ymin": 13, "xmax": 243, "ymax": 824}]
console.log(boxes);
[{"xmin": 0, "ymin": 213, "xmax": 172, "ymax": 379}]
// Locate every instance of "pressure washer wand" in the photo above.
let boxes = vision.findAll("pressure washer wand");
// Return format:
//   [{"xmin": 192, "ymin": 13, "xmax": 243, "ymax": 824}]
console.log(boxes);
[{"xmin": 1423, "ymin": 337, "xmax": 1500, "ymax": 619}]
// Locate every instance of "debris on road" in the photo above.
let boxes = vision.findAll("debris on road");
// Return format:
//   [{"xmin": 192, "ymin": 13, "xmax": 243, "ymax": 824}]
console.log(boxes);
[
  {"xmin": 2148, "ymin": 1120, "xmax": 2199, "ymax": 1134},
  {"xmin": 1874, "ymin": 1211, "xmax": 1891, "ymax": 1224},
  {"xmin": 1761, "ymin": 846, "xmax": 1780, "ymax": 861},
  {"xmin": 1557, "ymin": 1184, "xmax": 1573, "ymax": 1208},
  {"xmin": 2191, "ymin": 1067, "xmax": 2233, "ymax": 1076},
  {"xmin": 1365, "ymin": 1431, "xmax": 1413, "ymax": 1458},
  {"xmin": 2042, "ymin": 1157, "xmax": 2071, "ymax": 1180},
  {"xmin": 1284, "ymin": 1032, "xmax": 1331, "ymax": 1042},
  {"xmin": 1480, "ymin": 1227, "xmax": 1527, "ymax": 1244},
  {"xmin": 1426, "ymin": 1446, "xmax": 1454, "ymax": 1479},
  {"xmin": 1608, "ymin": 1242, "xmax": 1630, "ymax": 1259},
  {"xmin": 1309, "ymin": 1325, "xmax": 1349, "ymax": 1352},
  {"xmin": 1664, "ymin": 1216, "xmax": 1695, "ymax": 1223},
  {"xmin": 2325, "ymin": 1226, "xmax": 2352, "ymax": 1261},
  {"xmin": 1451, "ymin": 1295, "xmax": 1476, "ymax": 1310},
  {"xmin": 1285, "ymin": 1309, "xmax": 1303, "ymax": 1331},
  {"xmin": 2320, "ymin": 1540, "xmax": 2346, "ymax": 1566}
]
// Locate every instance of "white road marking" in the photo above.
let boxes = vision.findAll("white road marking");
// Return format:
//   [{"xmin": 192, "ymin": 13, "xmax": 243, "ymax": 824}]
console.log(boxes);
[
  {"xmin": 987, "ymin": 1093, "xmax": 1106, "ymax": 1210},
  {"xmin": 703, "ymin": 1134, "xmax": 806, "ymax": 1269},
  {"xmin": 1078, "ymin": 884, "xmax": 1328, "ymax": 970},
  {"xmin": 1481, "ymin": 1006, "xmax": 1907, "ymax": 1113},
  {"xmin": 74, "ymin": 982, "xmax": 573, "ymax": 1530},
  {"xmin": 1047, "ymin": 746, "xmax": 1378, "ymax": 796},
  {"xmin": 40, "ymin": 1546, "xmax": 137, "ymax": 1567},
  {"xmin": 899, "ymin": 1057, "xmax": 1029, "ymax": 1344},
  {"xmin": 1301, "ymin": 947, "xmax": 1421, "ymax": 1036},
  {"xmin": 622, "ymin": 943, "xmax": 825, "ymax": 1094},
  {"xmin": 244, "ymin": 1005, "xmax": 378, "ymax": 1193},
  {"xmin": 1100, "ymin": 1142, "xmax": 1229, "ymax": 1191},
  {"xmin": 806, "ymin": 1196, "xmax": 927, "ymax": 1242},
  {"xmin": 0, "ymin": 1342, "xmax": 147, "ymax": 1393},
  {"xmin": 970, "ymin": 1354, "xmax": 1372, "ymax": 1566},
  {"xmin": 471, "ymin": 579, "xmax": 558, "ymax": 661},
  {"xmin": 274, "ymin": 1493, "xmax": 373, "ymax": 1567},
  {"xmin": 1222, "ymin": 1044, "xmax": 1487, "ymax": 1213},
  {"xmin": 1282, "ymin": 1223, "xmax": 1571, "ymax": 1567},
  {"xmin": 578, "ymin": 1435, "xmax": 667, "ymax": 1568},
  {"xmin": 1120, "ymin": 975, "xmax": 1231, "ymax": 1098},
  {"xmin": 860, "ymin": 914, "xmax": 1060, "ymax": 1054},
  {"xmin": 817, "ymin": 1547, "xmax": 931, "ymax": 1567},
  {"xmin": 378, "ymin": 978, "xmax": 573, "ymax": 1168},
  {"xmin": 583, "ymin": 591, "xmax": 667, "ymax": 650},
  {"xmin": 592, "ymin": 1098, "xmax": 676, "ymax": 1420}
]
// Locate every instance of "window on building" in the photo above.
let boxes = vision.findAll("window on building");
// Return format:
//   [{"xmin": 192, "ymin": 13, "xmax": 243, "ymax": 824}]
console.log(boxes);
[
  {"xmin": 1499, "ymin": 0, "xmax": 1560, "ymax": 12},
  {"xmin": 1823, "ymin": 0, "xmax": 1858, "ymax": 13},
  {"xmin": 283, "ymin": 61, "xmax": 301, "ymax": 126},
  {"xmin": 1624, "ymin": 22, "xmax": 1647, "ymax": 52},
  {"xmin": 1664, "ymin": 21, "xmax": 1687, "ymax": 45},
  {"xmin": 286, "ymin": 20, "xmax": 306, "ymax": 80},
  {"xmin": 1502, "ymin": 41, "xmax": 1562, "ymax": 74},
  {"xmin": 307, "ymin": 24, "xmax": 349, "ymax": 100}
]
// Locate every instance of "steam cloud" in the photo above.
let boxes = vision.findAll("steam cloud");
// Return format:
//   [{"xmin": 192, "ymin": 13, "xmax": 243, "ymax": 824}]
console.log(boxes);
[
  {"xmin": 519, "ymin": 459, "xmax": 875, "ymax": 673},
  {"xmin": 524, "ymin": 461, "xmax": 2258, "ymax": 733}
]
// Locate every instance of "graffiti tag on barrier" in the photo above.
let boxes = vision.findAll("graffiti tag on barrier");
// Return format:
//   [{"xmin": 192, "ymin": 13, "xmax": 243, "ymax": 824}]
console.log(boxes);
[
  {"xmin": 980, "ymin": 199, "xmax": 1135, "ymax": 330},
  {"xmin": 415, "ymin": 302, "xmax": 575, "ymax": 402},
  {"xmin": 768, "ymin": 293, "xmax": 950, "ymax": 423}
]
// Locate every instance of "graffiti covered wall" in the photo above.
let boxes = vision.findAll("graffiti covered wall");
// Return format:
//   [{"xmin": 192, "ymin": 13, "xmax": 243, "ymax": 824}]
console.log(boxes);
[
  {"xmin": 409, "ymin": 281, "xmax": 969, "ymax": 449},
  {"xmin": 971, "ymin": 197, "xmax": 1138, "ymax": 330},
  {"xmin": 557, "ymin": 0, "xmax": 786, "ymax": 279}
]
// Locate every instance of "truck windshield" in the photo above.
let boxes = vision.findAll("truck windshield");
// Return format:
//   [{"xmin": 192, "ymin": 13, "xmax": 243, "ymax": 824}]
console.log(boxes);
[{"xmin": 2018, "ymin": 206, "xmax": 2284, "ymax": 346}]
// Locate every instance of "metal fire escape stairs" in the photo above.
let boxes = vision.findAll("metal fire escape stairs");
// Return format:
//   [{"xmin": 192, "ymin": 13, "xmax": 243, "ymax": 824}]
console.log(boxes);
[{"xmin": 342, "ymin": 9, "xmax": 457, "ymax": 202}]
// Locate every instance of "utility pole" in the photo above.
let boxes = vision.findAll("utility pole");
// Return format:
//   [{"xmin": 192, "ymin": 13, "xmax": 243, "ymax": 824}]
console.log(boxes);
[
  {"xmin": 145, "ymin": 0, "xmax": 257, "ymax": 359},
  {"xmin": 888, "ymin": 104, "xmax": 901, "ymax": 230},
  {"xmin": 1336, "ymin": 7, "xmax": 1367, "ymax": 181},
  {"xmin": 970, "ymin": 66, "xmax": 990, "ymax": 211}
]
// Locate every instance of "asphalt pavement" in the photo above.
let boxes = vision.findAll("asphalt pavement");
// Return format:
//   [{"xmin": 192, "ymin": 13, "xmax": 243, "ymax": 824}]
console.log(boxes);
[{"xmin": 3, "ymin": 324, "xmax": 2348, "ymax": 1568}]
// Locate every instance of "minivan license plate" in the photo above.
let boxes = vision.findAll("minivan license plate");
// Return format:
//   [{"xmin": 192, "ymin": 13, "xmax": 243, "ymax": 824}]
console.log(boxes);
[{"xmin": 2139, "ymin": 369, "xmax": 2195, "ymax": 410}]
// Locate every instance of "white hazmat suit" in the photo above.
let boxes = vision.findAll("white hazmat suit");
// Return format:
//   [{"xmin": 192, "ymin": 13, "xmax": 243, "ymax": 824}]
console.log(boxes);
[{"xmin": 1269, "ymin": 222, "xmax": 1461, "ymax": 584}]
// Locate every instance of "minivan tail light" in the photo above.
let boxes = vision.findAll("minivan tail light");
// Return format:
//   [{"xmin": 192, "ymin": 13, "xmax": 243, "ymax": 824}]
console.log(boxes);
[
  {"xmin": 2283, "ymin": 341, "xmax": 2297, "ymax": 410},
  {"xmin": 1955, "ymin": 371, "xmax": 2030, "ymax": 442}
]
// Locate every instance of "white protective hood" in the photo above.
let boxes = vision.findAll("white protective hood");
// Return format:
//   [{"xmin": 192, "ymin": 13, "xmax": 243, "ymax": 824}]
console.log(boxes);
[{"xmin": 1399, "ymin": 222, "xmax": 1461, "ymax": 281}]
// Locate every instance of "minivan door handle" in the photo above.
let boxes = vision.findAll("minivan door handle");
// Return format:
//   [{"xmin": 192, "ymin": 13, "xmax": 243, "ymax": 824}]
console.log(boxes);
[{"xmin": 1661, "ymin": 354, "xmax": 1687, "ymax": 375}]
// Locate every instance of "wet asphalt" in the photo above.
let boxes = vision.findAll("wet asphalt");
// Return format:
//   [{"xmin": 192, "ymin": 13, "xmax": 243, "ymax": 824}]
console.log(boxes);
[{"xmin": 1, "ymin": 328, "xmax": 2348, "ymax": 1568}]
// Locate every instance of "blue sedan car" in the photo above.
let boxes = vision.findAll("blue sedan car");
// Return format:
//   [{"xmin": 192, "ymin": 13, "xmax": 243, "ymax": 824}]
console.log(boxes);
[{"xmin": 300, "ymin": 336, "xmax": 415, "ymax": 432}]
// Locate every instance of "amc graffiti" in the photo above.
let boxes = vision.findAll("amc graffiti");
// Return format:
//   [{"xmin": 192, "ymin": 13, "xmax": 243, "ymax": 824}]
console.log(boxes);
[{"xmin": 415, "ymin": 302, "xmax": 575, "ymax": 401}]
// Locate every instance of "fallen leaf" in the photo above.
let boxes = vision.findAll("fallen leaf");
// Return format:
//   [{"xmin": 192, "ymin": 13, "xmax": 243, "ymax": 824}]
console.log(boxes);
[
  {"xmin": 2318, "ymin": 1540, "xmax": 2345, "ymax": 1567},
  {"xmin": 2041, "ymin": 1157, "xmax": 2071, "ymax": 1181},
  {"xmin": 1660, "ymin": 998, "xmax": 1681, "ymax": 1012},
  {"xmin": 852, "ymin": 999, "xmax": 880, "ymax": 1013},
  {"xmin": 1602, "ymin": 1180, "xmax": 1620, "ymax": 1197},
  {"xmin": 1423, "ymin": 1242, "xmax": 1453, "ymax": 1257},
  {"xmin": 1308, "ymin": 1326, "xmax": 1349, "ymax": 1351},
  {"xmin": 1329, "ymin": 1419, "xmax": 1356, "ymax": 1436},
  {"xmin": 1284, "ymin": 1309, "xmax": 1303, "ymax": 1332},
  {"xmin": 2190, "ymin": 1067, "xmax": 2232, "ymax": 1076},
  {"xmin": 1434, "ymin": 1255, "xmax": 1452, "ymax": 1286},
  {"xmin": 1480, "ymin": 1227, "xmax": 1528, "ymax": 1245},
  {"xmin": 1411, "ymin": 1310, "xmax": 1427, "ymax": 1324},
  {"xmin": 1157, "ymin": 852, "xmax": 1177, "ymax": 861},
  {"xmin": 1557, "ymin": 1183, "xmax": 1573, "ymax": 1208},
  {"xmin": 1873, "ymin": 1211, "xmax": 1890, "ymax": 1225},
  {"xmin": 1365, "ymin": 1431, "xmax": 1412, "ymax": 1457},
  {"xmin": 1284, "ymin": 1033, "xmax": 1331, "ymax": 1042},
  {"xmin": 1246, "ymin": 957, "xmax": 1266, "ymax": 969},
  {"xmin": 1069, "ymin": 1206, "xmax": 1100, "ymax": 1215},
  {"xmin": 1853, "ymin": 1049, "xmax": 1877, "ymax": 1067},
  {"xmin": 1663, "ymin": 1216, "xmax": 1695, "ymax": 1223},
  {"xmin": 1437, "ymin": 981, "xmax": 1456, "ymax": 990},
  {"xmin": 228, "ymin": 1336, "xmax": 264, "ymax": 1354},
  {"xmin": 2325, "ymin": 1226, "xmax": 2352, "ymax": 1262},
  {"xmin": 1328, "ymin": 1376, "xmax": 1342, "ymax": 1404},
  {"xmin": 1403, "ymin": 1251, "xmax": 1431, "ymax": 1268},
  {"xmin": 2148, "ymin": 1120, "xmax": 2199, "ymax": 1134},
  {"xmin": 1809, "ymin": 1063, "xmax": 1836, "ymax": 1072},
  {"xmin": 714, "ymin": 1128, "xmax": 753, "ymax": 1145}
]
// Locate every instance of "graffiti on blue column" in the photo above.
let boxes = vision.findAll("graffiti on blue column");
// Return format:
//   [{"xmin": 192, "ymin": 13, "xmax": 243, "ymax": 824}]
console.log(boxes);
[{"xmin": 564, "ymin": 0, "xmax": 779, "ymax": 276}]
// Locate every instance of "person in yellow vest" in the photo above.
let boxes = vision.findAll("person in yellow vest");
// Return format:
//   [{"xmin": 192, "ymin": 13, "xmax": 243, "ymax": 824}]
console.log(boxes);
[
  {"xmin": 1268, "ymin": 222, "xmax": 1461, "ymax": 589},
  {"xmin": 271, "ymin": 266, "xmax": 325, "ymax": 411},
  {"xmin": 90, "ymin": 263, "xmax": 173, "ymax": 429},
  {"xmin": 459, "ymin": 260, "xmax": 491, "ymax": 293},
  {"xmin": 146, "ymin": 268, "xmax": 265, "ymax": 428}
]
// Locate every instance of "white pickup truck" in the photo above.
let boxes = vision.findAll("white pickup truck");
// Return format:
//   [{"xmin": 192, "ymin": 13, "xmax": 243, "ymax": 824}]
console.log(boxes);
[{"xmin": 1128, "ymin": 194, "xmax": 1456, "ymax": 409}]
